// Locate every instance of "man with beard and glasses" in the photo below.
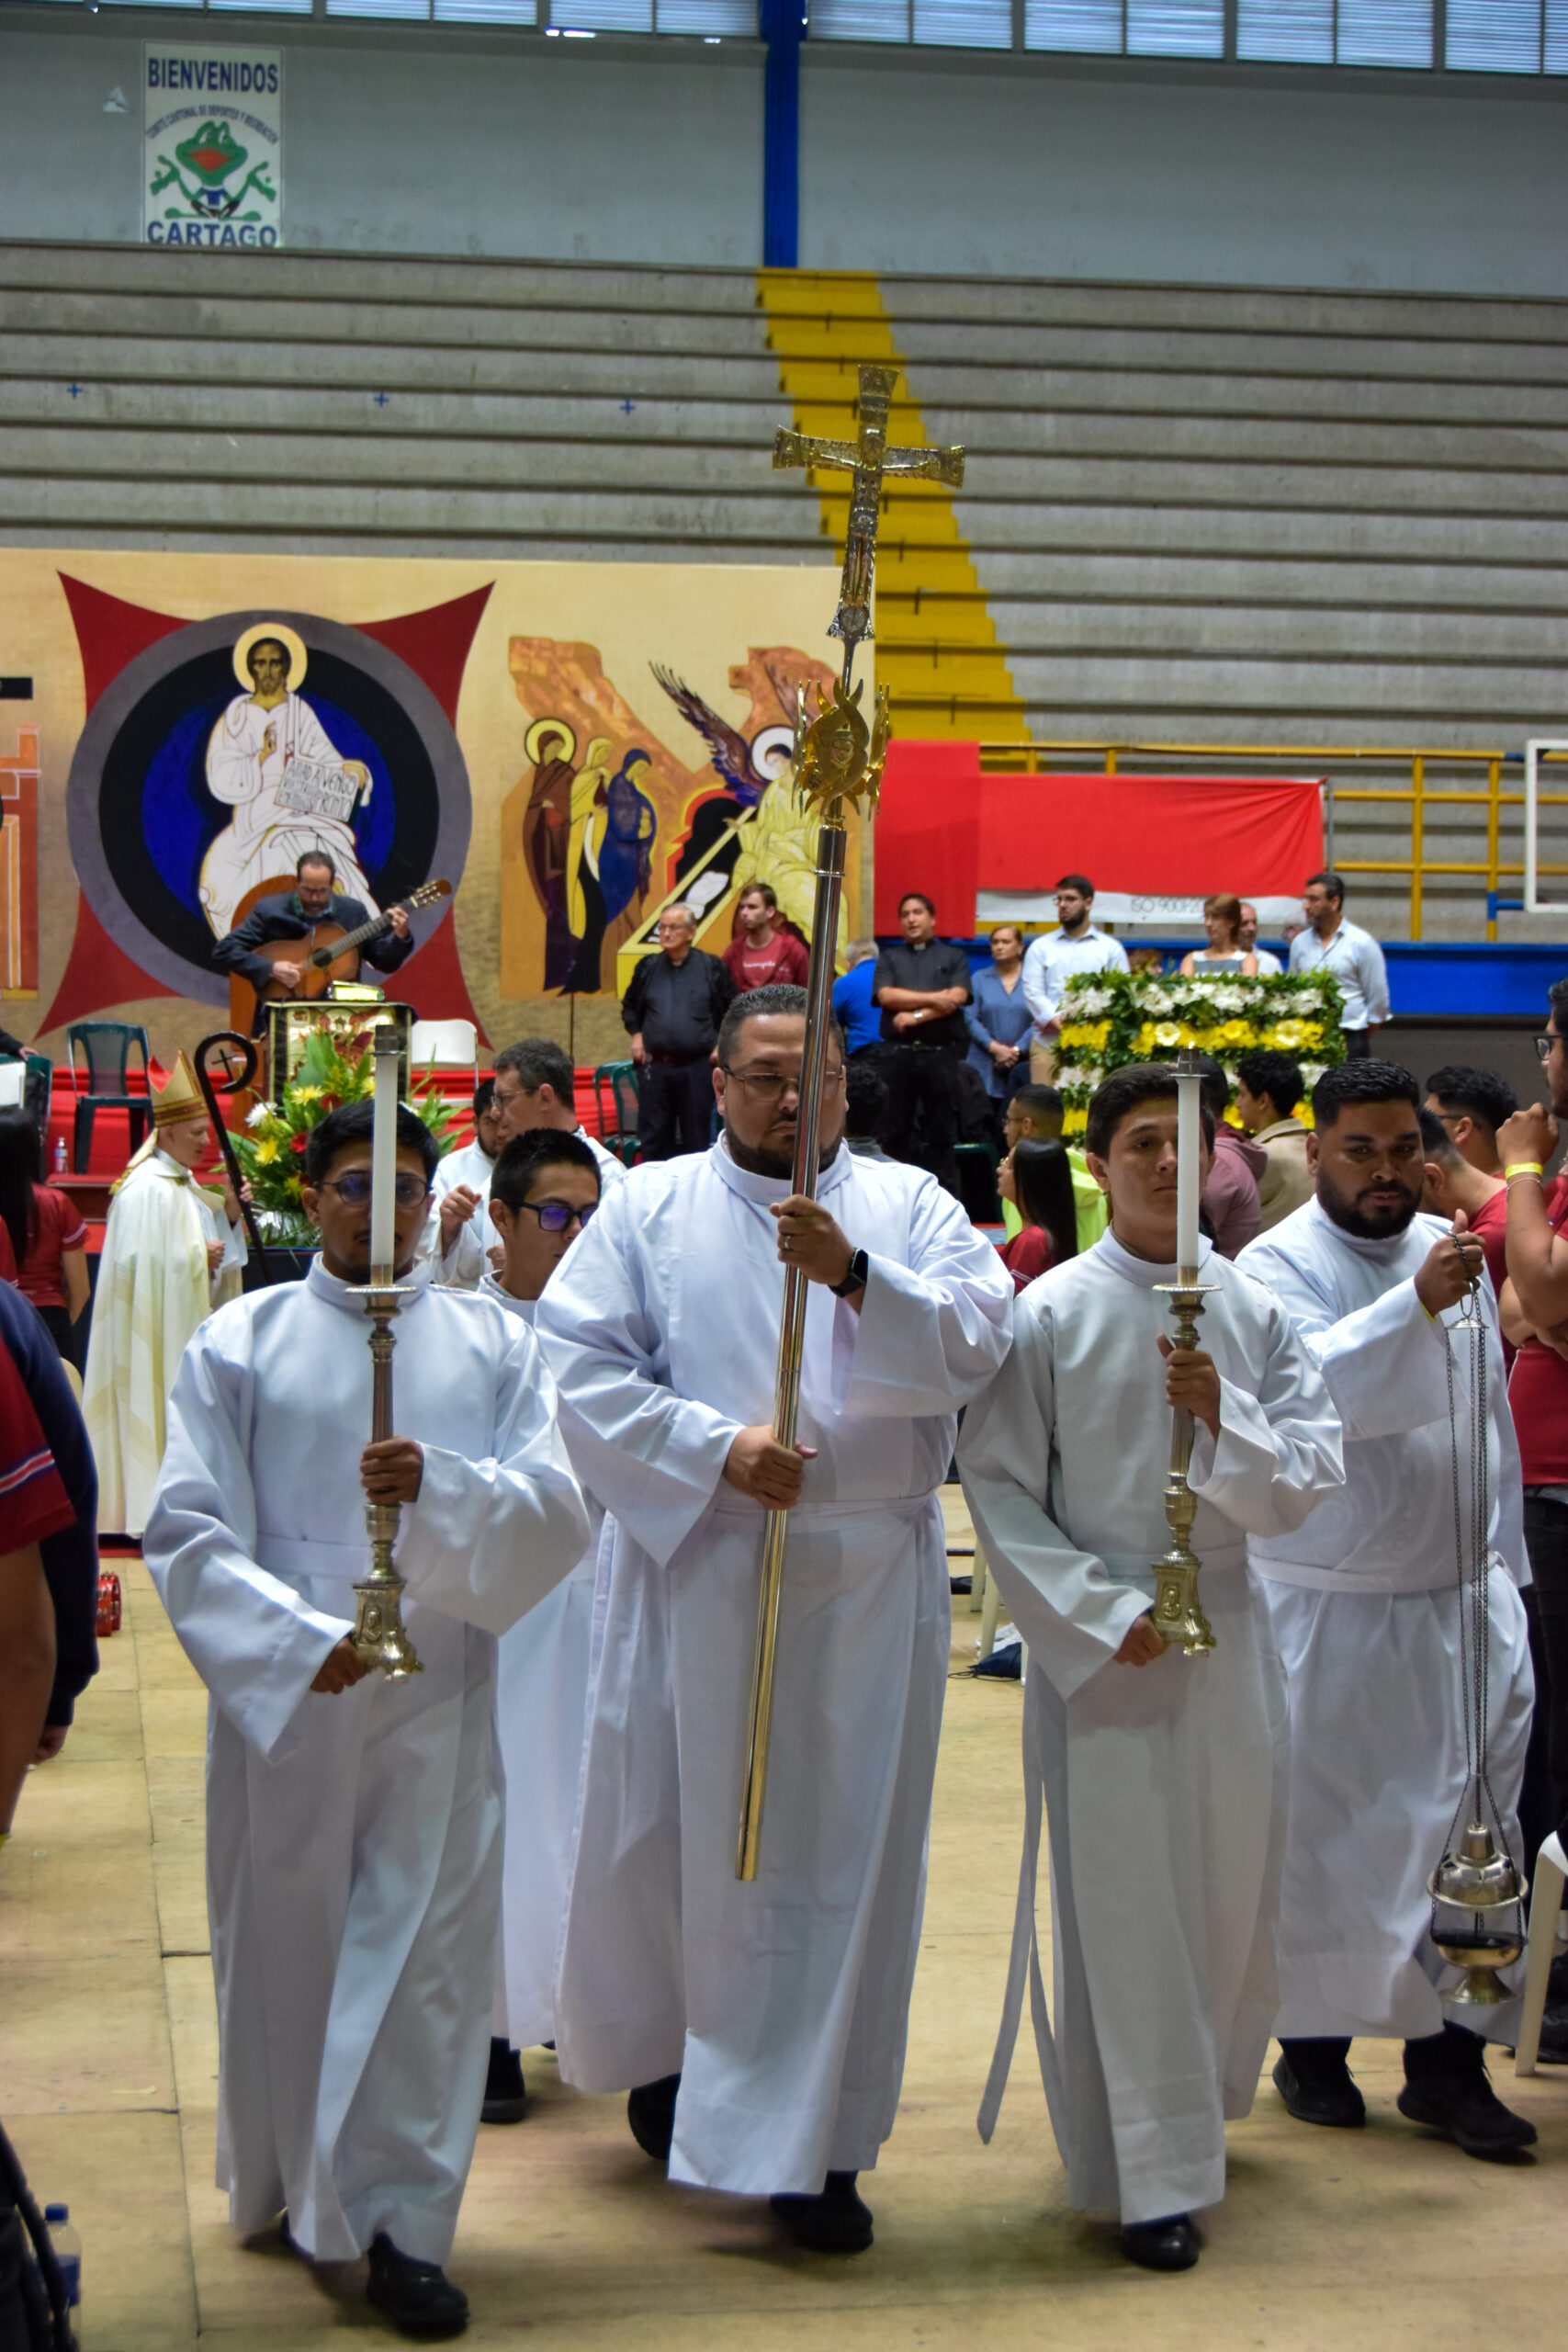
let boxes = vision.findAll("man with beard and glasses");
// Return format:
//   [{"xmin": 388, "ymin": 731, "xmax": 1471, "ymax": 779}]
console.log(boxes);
[
  {"xmin": 1238, "ymin": 1061, "xmax": 1536, "ymax": 2160},
  {"xmin": 536, "ymin": 982, "xmax": 1011, "ymax": 2255}
]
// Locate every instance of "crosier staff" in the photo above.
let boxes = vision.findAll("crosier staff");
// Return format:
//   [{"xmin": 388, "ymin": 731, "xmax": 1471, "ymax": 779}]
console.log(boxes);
[{"xmin": 736, "ymin": 365, "xmax": 963, "ymax": 1882}]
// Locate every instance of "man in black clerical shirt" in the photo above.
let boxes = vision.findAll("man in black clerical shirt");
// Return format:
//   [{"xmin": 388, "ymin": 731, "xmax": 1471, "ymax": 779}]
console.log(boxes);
[
  {"xmin": 620, "ymin": 903, "xmax": 737, "ymax": 1160},
  {"xmin": 211, "ymin": 850, "xmax": 412, "ymax": 1033},
  {"xmin": 873, "ymin": 892, "xmax": 973, "ymax": 1195}
]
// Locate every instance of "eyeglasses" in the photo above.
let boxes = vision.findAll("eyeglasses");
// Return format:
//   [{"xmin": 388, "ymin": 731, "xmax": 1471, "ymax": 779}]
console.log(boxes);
[
  {"xmin": 1536, "ymin": 1035, "xmax": 1562, "ymax": 1065},
  {"xmin": 515, "ymin": 1198, "xmax": 596, "ymax": 1233},
  {"xmin": 318, "ymin": 1173, "xmax": 431, "ymax": 1208},
  {"xmin": 721, "ymin": 1065, "xmax": 845, "ymax": 1102}
]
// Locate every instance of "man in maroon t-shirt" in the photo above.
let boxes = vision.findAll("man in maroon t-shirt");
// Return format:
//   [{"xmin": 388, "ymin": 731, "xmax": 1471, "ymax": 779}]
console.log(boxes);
[
  {"xmin": 1419, "ymin": 1107, "xmax": 1507, "ymax": 1297},
  {"xmin": 1496, "ymin": 982, "xmax": 1568, "ymax": 2059},
  {"xmin": 723, "ymin": 883, "xmax": 809, "ymax": 993}
]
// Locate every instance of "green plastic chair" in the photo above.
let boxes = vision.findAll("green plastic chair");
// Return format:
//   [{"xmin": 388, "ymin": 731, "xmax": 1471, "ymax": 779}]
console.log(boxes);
[
  {"xmin": 592, "ymin": 1060, "xmax": 642, "ymax": 1168},
  {"xmin": 67, "ymin": 1021, "xmax": 152, "ymax": 1172}
]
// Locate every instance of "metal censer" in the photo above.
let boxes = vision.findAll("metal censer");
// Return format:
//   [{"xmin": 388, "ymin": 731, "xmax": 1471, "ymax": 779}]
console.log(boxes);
[{"xmin": 1427, "ymin": 1824, "xmax": 1526, "ymax": 2006}]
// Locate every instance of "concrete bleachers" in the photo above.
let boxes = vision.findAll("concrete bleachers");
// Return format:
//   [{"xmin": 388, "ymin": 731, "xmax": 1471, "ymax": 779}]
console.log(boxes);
[{"xmin": 6, "ymin": 239, "xmax": 1568, "ymax": 936}]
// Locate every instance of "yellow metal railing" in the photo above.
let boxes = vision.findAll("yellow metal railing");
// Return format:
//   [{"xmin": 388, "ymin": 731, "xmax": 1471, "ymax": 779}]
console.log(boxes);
[{"xmin": 977, "ymin": 740, "xmax": 1568, "ymax": 942}]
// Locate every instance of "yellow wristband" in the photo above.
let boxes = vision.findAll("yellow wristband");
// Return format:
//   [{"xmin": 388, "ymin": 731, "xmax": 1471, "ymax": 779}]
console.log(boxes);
[{"xmin": 1505, "ymin": 1161, "xmax": 1545, "ymax": 1182}]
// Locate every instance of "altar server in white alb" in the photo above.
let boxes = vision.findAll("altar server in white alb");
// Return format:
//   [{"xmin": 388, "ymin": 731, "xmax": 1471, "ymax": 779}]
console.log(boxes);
[
  {"xmin": 1238, "ymin": 1059, "xmax": 1537, "ymax": 2160},
  {"xmin": 475, "ymin": 1126, "xmax": 604, "ymax": 2130},
  {"xmin": 434, "ymin": 1039, "xmax": 623, "ymax": 1289},
  {"xmin": 536, "ymin": 982, "xmax": 1012, "ymax": 2254},
  {"xmin": 960, "ymin": 1063, "xmax": 1344, "ymax": 2273},
  {"xmin": 144, "ymin": 1101, "xmax": 587, "ymax": 2341},
  {"xmin": 83, "ymin": 1049, "xmax": 247, "ymax": 1538}
]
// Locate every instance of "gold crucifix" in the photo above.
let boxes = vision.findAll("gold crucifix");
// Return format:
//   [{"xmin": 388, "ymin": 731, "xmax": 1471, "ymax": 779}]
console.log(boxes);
[{"xmin": 773, "ymin": 363, "xmax": 964, "ymax": 663}]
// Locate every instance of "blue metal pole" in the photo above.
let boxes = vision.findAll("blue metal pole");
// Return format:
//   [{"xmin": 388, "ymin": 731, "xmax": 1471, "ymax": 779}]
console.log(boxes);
[{"xmin": 760, "ymin": 0, "xmax": 804, "ymax": 270}]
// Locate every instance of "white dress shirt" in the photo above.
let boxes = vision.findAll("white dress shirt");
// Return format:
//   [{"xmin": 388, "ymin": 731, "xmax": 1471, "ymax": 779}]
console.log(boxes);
[
  {"xmin": 1287, "ymin": 917, "xmax": 1390, "ymax": 1030},
  {"xmin": 1020, "ymin": 925, "xmax": 1131, "ymax": 1035}
]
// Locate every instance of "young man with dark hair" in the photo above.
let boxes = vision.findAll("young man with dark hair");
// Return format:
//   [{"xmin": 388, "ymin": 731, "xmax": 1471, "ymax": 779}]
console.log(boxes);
[
  {"xmin": 1418, "ymin": 1106, "xmax": 1507, "ymax": 1296},
  {"xmin": 479, "ymin": 1128, "xmax": 604, "ymax": 2129},
  {"xmin": 211, "ymin": 850, "xmax": 413, "ymax": 1035},
  {"xmin": 1288, "ymin": 874, "xmax": 1390, "ymax": 1057},
  {"xmin": 436, "ymin": 1039, "xmax": 624, "ymax": 1288},
  {"xmin": 1239, "ymin": 1062, "xmax": 1535, "ymax": 2160},
  {"xmin": 1425, "ymin": 1063, "xmax": 1517, "ymax": 1177},
  {"xmin": 1190, "ymin": 1053, "xmax": 1265, "ymax": 1259},
  {"xmin": 872, "ymin": 893, "xmax": 975, "ymax": 1195},
  {"xmin": 1235, "ymin": 1050, "xmax": 1312, "ymax": 1230},
  {"xmin": 1019, "ymin": 874, "xmax": 1130, "ymax": 1083},
  {"xmin": 143, "ymin": 1099, "xmax": 587, "ymax": 2339},
  {"xmin": 961, "ymin": 1062, "xmax": 1341, "ymax": 2272},
  {"xmin": 537, "ymin": 981, "xmax": 1010, "ymax": 2255},
  {"xmin": 724, "ymin": 882, "xmax": 809, "ymax": 992}
]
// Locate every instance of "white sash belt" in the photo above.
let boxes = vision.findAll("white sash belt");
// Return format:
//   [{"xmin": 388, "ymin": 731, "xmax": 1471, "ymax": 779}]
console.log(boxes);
[{"xmin": 977, "ymin": 1666, "xmax": 1068, "ymax": 2147}]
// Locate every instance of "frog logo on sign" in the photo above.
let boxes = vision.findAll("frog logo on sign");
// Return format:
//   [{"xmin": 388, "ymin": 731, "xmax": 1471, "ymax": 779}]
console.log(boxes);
[{"xmin": 143, "ymin": 47, "xmax": 283, "ymax": 248}]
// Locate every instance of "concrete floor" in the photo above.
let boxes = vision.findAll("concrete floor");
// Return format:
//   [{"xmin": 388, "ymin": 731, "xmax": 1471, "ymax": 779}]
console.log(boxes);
[{"xmin": 4, "ymin": 1543, "xmax": 1564, "ymax": 2352}]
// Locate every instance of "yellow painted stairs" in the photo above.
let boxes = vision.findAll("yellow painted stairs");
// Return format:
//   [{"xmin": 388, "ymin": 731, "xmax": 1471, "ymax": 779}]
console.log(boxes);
[{"xmin": 757, "ymin": 270, "xmax": 1029, "ymax": 743}]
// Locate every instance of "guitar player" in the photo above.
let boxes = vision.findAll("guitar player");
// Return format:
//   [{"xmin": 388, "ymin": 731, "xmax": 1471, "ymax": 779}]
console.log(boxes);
[{"xmin": 211, "ymin": 849, "xmax": 413, "ymax": 1034}]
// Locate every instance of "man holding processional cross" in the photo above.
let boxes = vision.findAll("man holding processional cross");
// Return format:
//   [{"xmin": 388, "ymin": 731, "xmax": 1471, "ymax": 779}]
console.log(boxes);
[{"xmin": 536, "ymin": 371, "xmax": 1013, "ymax": 2252}]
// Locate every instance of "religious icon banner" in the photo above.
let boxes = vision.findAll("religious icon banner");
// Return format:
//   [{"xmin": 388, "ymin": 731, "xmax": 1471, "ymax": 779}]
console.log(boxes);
[
  {"xmin": 0, "ymin": 549, "xmax": 844, "ymax": 1070},
  {"xmin": 142, "ymin": 45, "xmax": 284, "ymax": 250}
]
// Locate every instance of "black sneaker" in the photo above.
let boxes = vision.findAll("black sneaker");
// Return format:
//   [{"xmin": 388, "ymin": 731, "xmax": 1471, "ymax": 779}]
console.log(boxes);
[
  {"xmin": 1118, "ymin": 2214, "xmax": 1199, "ymax": 2272},
  {"xmin": 1397, "ymin": 2026, "xmax": 1537, "ymax": 2159},
  {"xmin": 1272, "ymin": 2046, "xmax": 1366, "ymax": 2129},
  {"xmin": 626, "ymin": 2072, "xmax": 681, "ymax": 2164},
  {"xmin": 481, "ymin": 2039, "xmax": 527, "ymax": 2126},
  {"xmin": 770, "ymin": 2171, "xmax": 874, "ymax": 2255},
  {"xmin": 1532, "ymin": 2003, "xmax": 1568, "ymax": 2064},
  {"xmin": 365, "ymin": 2234, "xmax": 469, "ymax": 2339}
]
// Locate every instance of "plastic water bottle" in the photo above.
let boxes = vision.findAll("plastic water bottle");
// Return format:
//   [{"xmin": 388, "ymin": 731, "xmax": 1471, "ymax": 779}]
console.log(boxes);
[
  {"xmin": 43, "ymin": 2204, "xmax": 81, "ymax": 2343},
  {"xmin": 53, "ymin": 1136, "xmax": 67, "ymax": 1175}
]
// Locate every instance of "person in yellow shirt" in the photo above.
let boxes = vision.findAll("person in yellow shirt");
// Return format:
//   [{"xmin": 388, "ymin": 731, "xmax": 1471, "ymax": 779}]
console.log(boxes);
[{"xmin": 1000, "ymin": 1084, "xmax": 1107, "ymax": 1254}]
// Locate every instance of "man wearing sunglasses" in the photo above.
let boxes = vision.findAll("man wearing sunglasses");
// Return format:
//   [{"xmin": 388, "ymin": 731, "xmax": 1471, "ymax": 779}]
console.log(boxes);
[
  {"xmin": 537, "ymin": 982, "xmax": 1012, "ymax": 2256},
  {"xmin": 143, "ymin": 1100, "xmax": 588, "ymax": 2340},
  {"xmin": 478, "ymin": 1129, "xmax": 604, "ymax": 2126}
]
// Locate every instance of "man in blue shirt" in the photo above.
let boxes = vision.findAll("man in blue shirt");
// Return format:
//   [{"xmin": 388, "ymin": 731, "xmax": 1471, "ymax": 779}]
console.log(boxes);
[{"xmin": 831, "ymin": 938, "xmax": 883, "ymax": 1059}]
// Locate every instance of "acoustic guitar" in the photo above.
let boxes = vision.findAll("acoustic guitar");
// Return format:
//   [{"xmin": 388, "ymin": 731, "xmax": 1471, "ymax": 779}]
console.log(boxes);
[{"xmin": 233, "ymin": 879, "xmax": 451, "ymax": 1033}]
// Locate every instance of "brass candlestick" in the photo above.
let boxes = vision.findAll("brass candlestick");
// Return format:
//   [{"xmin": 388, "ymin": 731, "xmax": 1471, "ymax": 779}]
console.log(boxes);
[
  {"xmin": 1150, "ymin": 1278, "xmax": 1219, "ymax": 1656},
  {"xmin": 346, "ymin": 1274, "xmax": 423, "ymax": 1679}
]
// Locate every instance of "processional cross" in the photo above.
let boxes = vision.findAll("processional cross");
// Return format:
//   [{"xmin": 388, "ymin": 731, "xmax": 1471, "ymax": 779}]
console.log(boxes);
[
  {"xmin": 736, "ymin": 367, "xmax": 964, "ymax": 1882},
  {"xmin": 773, "ymin": 363, "xmax": 964, "ymax": 663}
]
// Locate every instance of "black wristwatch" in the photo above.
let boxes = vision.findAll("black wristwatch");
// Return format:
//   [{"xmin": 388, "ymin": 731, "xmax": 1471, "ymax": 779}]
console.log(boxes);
[{"xmin": 831, "ymin": 1247, "xmax": 869, "ymax": 1298}]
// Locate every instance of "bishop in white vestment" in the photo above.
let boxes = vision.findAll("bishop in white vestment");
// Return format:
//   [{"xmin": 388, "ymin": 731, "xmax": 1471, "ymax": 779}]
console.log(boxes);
[
  {"xmin": 960, "ymin": 1066, "xmax": 1343, "ymax": 2268},
  {"xmin": 1237, "ymin": 1061, "xmax": 1536, "ymax": 2158},
  {"xmin": 83, "ymin": 1051, "xmax": 246, "ymax": 1538},
  {"xmin": 536, "ymin": 989, "xmax": 1011, "ymax": 2248},
  {"xmin": 143, "ymin": 1102, "xmax": 587, "ymax": 2332}
]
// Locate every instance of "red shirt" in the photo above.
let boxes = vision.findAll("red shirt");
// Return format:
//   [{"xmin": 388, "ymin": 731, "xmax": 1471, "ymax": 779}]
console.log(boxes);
[
  {"xmin": 0, "ymin": 1187, "xmax": 89, "ymax": 1313},
  {"xmin": 0, "ymin": 1337, "xmax": 75, "ymax": 1550},
  {"xmin": 1466, "ymin": 1183, "xmax": 1508, "ymax": 1302},
  {"xmin": 998, "ymin": 1224, "xmax": 1055, "ymax": 1293},
  {"xmin": 1506, "ymin": 1174, "xmax": 1568, "ymax": 1484},
  {"xmin": 724, "ymin": 929, "xmax": 809, "ymax": 992}
]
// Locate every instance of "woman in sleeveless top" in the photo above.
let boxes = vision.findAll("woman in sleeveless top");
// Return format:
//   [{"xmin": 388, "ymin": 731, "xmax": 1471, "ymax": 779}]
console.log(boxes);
[{"xmin": 1179, "ymin": 891, "xmax": 1259, "ymax": 978}]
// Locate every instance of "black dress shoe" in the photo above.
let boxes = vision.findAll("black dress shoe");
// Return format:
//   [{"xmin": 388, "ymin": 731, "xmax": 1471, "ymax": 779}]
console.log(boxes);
[
  {"xmin": 1118, "ymin": 2215, "xmax": 1199, "ymax": 2272},
  {"xmin": 1272, "ymin": 2048, "xmax": 1366, "ymax": 2128},
  {"xmin": 1532, "ymin": 2003, "xmax": 1568, "ymax": 2064},
  {"xmin": 366, "ymin": 2234, "xmax": 469, "ymax": 2339},
  {"xmin": 626, "ymin": 2072, "xmax": 681, "ymax": 2163},
  {"xmin": 481, "ymin": 2038, "xmax": 527, "ymax": 2125},
  {"xmin": 770, "ymin": 2171, "xmax": 874, "ymax": 2255},
  {"xmin": 1397, "ymin": 2025, "xmax": 1537, "ymax": 2158}
]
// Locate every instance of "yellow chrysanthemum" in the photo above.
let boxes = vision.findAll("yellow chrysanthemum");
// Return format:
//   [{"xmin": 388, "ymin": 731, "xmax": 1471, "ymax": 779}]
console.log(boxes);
[
  {"xmin": 254, "ymin": 1138, "xmax": 279, "ymax": 1165},
  {"xmin": 1064, "ymin": 1106, "xmax": 1089, "ymax": 1136},
  {"xmin": 1220, "ymin": 1019, "xmax": 1251, "ymax": 1045},
  {"xmin": 1271, "ymin": 1019, "xmax": 1306, "ymax": 1048}
]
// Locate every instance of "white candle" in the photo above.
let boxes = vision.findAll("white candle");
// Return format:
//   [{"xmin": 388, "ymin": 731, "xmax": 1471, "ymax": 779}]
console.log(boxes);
[
  {"xmin": 369, "ymin": 1028, "xmax": 400, "ymax": 1277},
  {"xmin": 1175, "ymin": 1058, "xmax": 1201, "ymax": 1281}
]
